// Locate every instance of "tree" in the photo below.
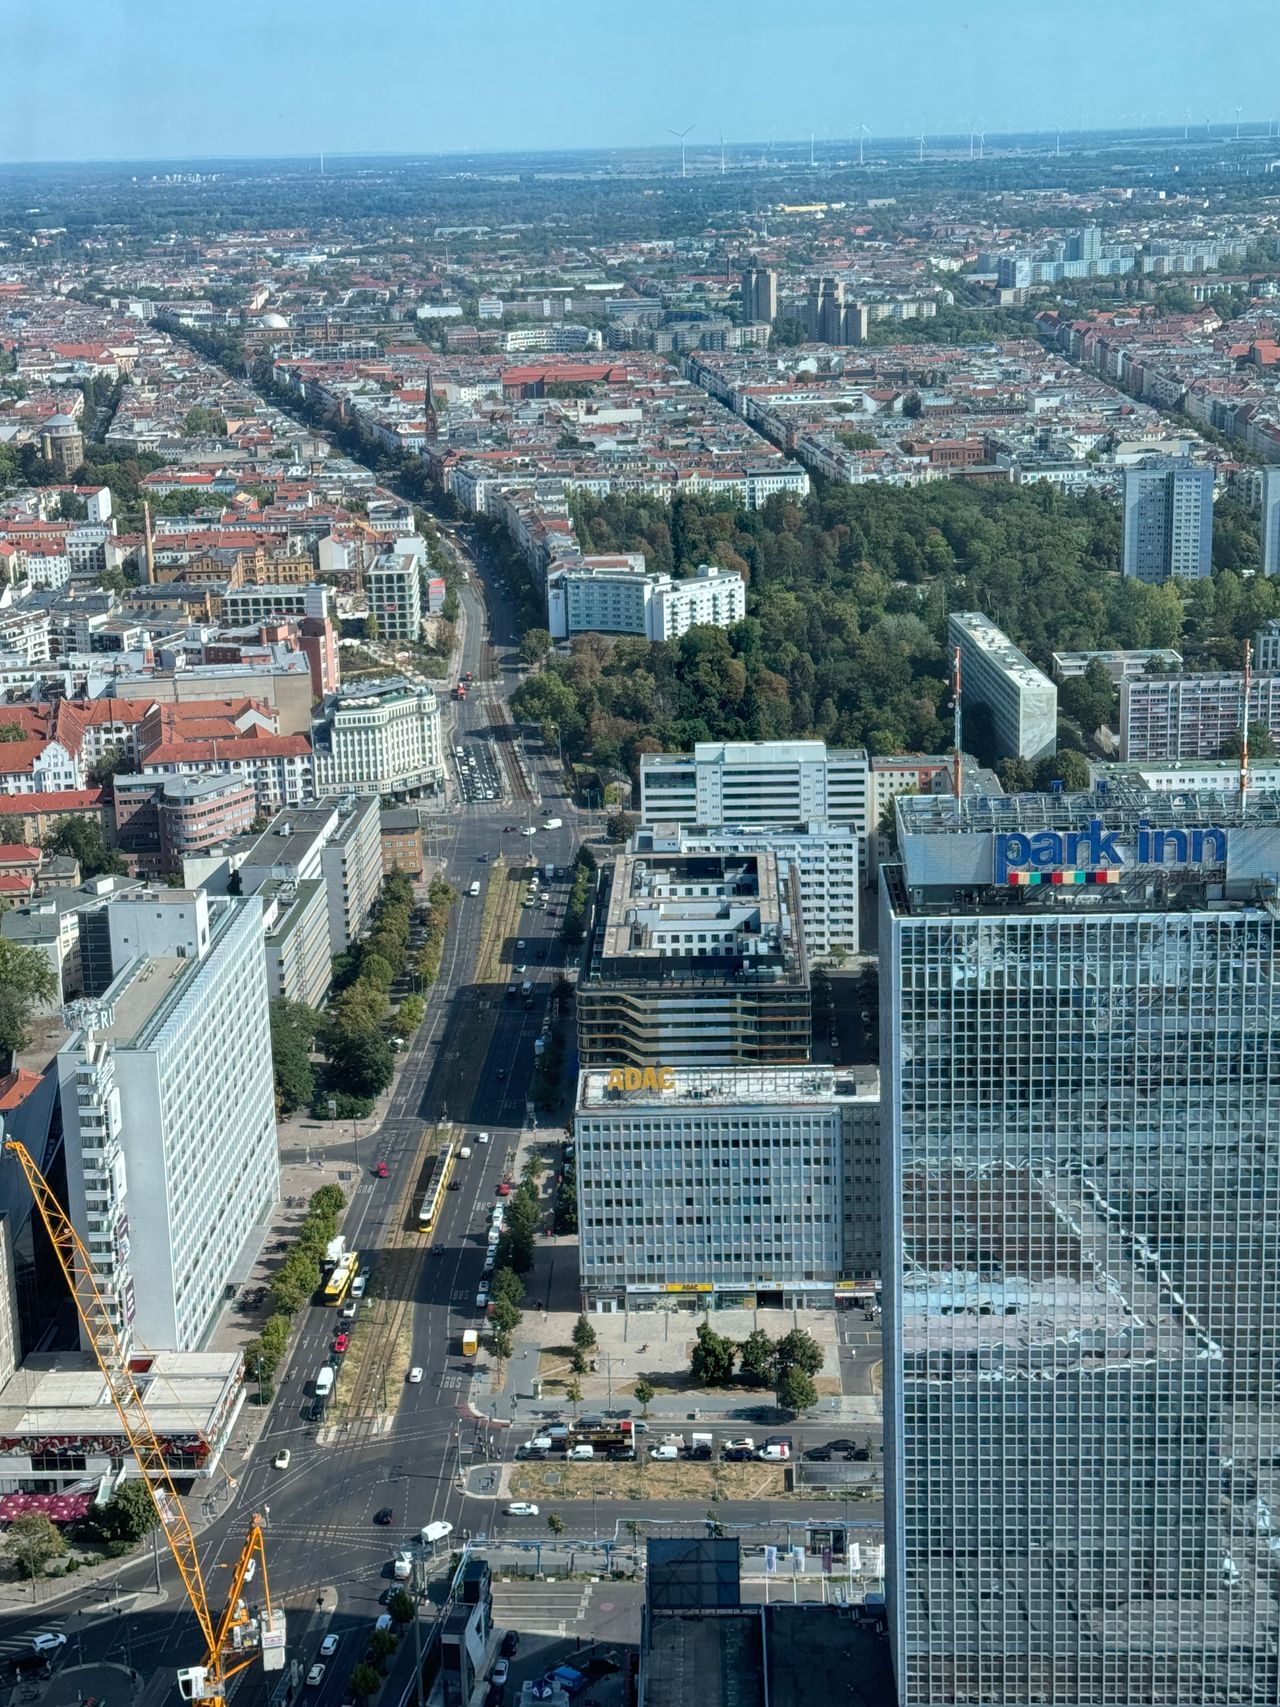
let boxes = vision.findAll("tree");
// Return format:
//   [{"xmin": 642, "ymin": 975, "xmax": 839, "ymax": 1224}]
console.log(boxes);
[
  {"xmin": 1033, "ymin": 749, "xmax": 1091, "ymax": 792},
  {"xmin": 773, "ymin": 1328, "xmax": 824, "ymax": 1378},
  {"xmin": 491, "ymin": 1267, "xmax": 525, "ymax": 1308},
  {"xmin": 1220, "ymin": 721, "xmax": 1277, "ymax": 761},
  {"xmin": 0, "ymin": 939, "xmax": 58, "ymax": 1065},
  {"xmin": 490, "ymin": 1326, "xmax": 514, "ymax": 1361},
  {"xmin": 546, "ymin": 1512, "xmax": 566, "ymax": 1535},
  {"xmin": 996, "ymin": 756, "xmax": 1036, "ymax": 793},
  {"xmin": 775, "ymin": 1364, "xmax": 818, "ymax": 1415},
  {"xmin": 569, "ymin": 1347, "xmax": 588, "ymax": 1376},
  {"xmin": 7, "ymin": 1511, "xmax": 67, "ymax": 1578},
  {"xmin": 565, "ymin": 1378, "xmax": 582, "ymax": 1416},
  {"xmin": 182, "ymin": 405, "xmax": 228, "ymax": 438},
  {"xmin": 902, "ymin": 391, "xmax": 923, "ymax": 418},
  {"xmin": 397, "ymin": 994, "xmax": 425, "ymax": 1032},
  {"xmin": 44, "ymin": 815, "xmax": 126, "ymax": 878},
  {"xmin": 1059, "ymin": 658, "xmax": 1117, "ymax": 737},
  {"xmin": 80, "ymin": 1478, "xmax": 158, "ymax": 1543},
  {"xmin": 325, "ymin": 1027, "xmax": 394, "ymax": 1099},
  {"xmin": 737, "ymin": 1329, "xmax": 776, "ymax": 1389},
  {"xmin": 490, "ymin": 1296, "xmax": 521, "ymax": 1334},
  {"xmin": 690, "ymin": 1320, "xmax": 736, "ymax": 1387},
  {"xmin": 269, "ymin": 999, "xmax": 318, "ymax": 1115},
  {"xmin": 389, "ymin": 1590, "xmax": 416, "ymax": 1625},
  {"xmin": 365, "ymin": 613, "xmax": 380, "ymax": 642},
  {"xmin": 571, "ymin": 1313, "xmax": 598, "ymax": 1356},
  {"xmin": 633, "ymin": 1377, "xmax": 656, "ymax": 1417},
  {"xmin": 98, "ymin": 565, "xmax": 127, "ymax": 595},
  {"xmin": 0, "ymin": 722, "xmax": 26, "ymax": 742},
  {"xmin": 519, "ymin": 627, "xmax": 553, "ymax": 666},
  {"xmin": 349, "ymin": 1663, "xmax": 383, "ymax": 1702},
  {"xmin": 368, "ymin": 1629, "xmax": 399, "ymax": 1672},
  {"xmin": 604, "ymin": 811, "xmax": 635, "ymax": 843}
]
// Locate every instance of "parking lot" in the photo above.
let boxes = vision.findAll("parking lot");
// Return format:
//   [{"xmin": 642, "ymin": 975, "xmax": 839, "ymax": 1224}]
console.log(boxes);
[{"xmin": 454, "ymin": 735, "xmax": 503, "ymax": 804}]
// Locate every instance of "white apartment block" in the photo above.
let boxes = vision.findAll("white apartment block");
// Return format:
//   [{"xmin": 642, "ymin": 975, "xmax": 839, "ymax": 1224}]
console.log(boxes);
[
  {"xmin": 1119, "ymin": 672, "xmax": 1280, "ymax": 761},
  {"xmin": 574, "ymin": 1065, "xmax": 880, "ymax": 1312},
  {"xmin": 258, "ymin": 876, "xmax": 332, "ymax": 1008},
  {"xmin": 1052, "ymin": 647, "xmax": 1183, "ymax": 684},
  {"xmin": 365, "ymin": 548, "xmax": 421, "ymax": 642},
  {"xmin": 949, "ymin": 610, "xmax": 1057, "ymax": 763},
  {"xmin": 640, "ymin": 740, "xmax": 872, "ymax": 838},
  {"xmin": 220, "ymin": 583, "xmax": 329, "ymax": 626},
  {"xmin": 1256, "ymin": 620, "xmax": 1280, "ymax": 674},
  {"xmin": 56, "ymin": 889, "xmax": 278, "ymax": 1352},
  {"xmin": 1090, "ymin": 757, "xmax": 1280, "ymax": 794},
  {"xmin": 310, "ymin": 677, "xmax": 442, "ymax": 799},
  {"xmin": 547, "ymin": 558, "xmax": 746, "ymax": 642},
  {"xmin": 634, "ymin": 820, "xmax": 861, "ymax": 960},
  {"xmin": 0, "ymin": 604, "xmax": 51, "ymax": 663},
  {"xmin": 240, "ymin": 795, "xmax": 383, "ymax": 960}
]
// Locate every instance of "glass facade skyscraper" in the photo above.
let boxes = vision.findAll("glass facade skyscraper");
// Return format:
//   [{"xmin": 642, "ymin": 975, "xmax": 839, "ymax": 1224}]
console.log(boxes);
[{"xmin": 881, "ymin": 790, "xmax": 1280, "ymax": 1706}]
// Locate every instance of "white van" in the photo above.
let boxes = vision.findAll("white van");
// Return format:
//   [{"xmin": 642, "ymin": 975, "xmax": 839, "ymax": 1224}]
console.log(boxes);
[
  {"xmin": 566, "ymin": 1443, "xmax": 594, "ymax": 1461},
  {"xmin": 420, "ymin": 1520, "xmax": 453, "ymax": 1545},
  {"xmin": 468, "ymin": 880, "xmax": 481, "ymax": 897},
  {"xmin": 314, "ymin": 1366, "xmax": 335, "ymax": 1399}
]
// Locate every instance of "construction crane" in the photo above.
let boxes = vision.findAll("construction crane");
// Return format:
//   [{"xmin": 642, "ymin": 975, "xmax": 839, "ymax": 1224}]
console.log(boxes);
[{"xmin": 5, "ymin": 1139, "xmax": 283, "ymax": 1702}]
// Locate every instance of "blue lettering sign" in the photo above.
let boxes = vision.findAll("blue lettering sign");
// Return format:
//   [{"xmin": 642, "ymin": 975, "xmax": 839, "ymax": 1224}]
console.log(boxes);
[{"xmin": 993, "ymin": 818, "xmax": 1228, "ymax": 885}]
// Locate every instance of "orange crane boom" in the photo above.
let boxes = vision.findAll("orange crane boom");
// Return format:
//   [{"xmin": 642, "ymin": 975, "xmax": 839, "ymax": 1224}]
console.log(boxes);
[{"xmin": 5, "ymin": 1139, "xmax": 276, "ymax": 1701}]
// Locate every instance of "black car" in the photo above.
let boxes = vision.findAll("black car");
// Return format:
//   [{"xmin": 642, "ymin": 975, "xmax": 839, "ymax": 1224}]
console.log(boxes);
[
  {"xmin": 500, "ymin": 1631, "xmax": 519, "ymax": 1657},
  {"xmin": 852, "ymin": 1446, "xmax": 871, "ymax": 1461},
  {"xmin": 804, "ymin": 1445, "xmax": 833, "ymax": 1461},
  {"xmin": 378, "ymin": 1588, "xmax": 396, "ymax": 1605},
  {"xmin": 826, "ymin": 1438, "xmax": 857, "ymax": 1453},
  {"xmin": 723, "ymin": 1446, "xmax": 753, "ymax": 1462},
  {"xmin": 374, "ymin": 1507, "xmax": 394, "ymax": 1526}
]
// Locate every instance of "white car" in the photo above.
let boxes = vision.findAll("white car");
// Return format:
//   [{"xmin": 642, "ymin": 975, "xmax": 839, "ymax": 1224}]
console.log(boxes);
[
  {"xmin": 306, "ymin": 1666, "xmax": 326, "ymax": 1688},
  {"xmin": 476, "ymin": 1284, "xmax": 490, "ymax": 1308},
  {"xmin": 482, "ymin": 1253, "xmax": 495, "ymax": 1275},
  {"xmin": 31, "ymin": 1635, "xmax": 66, "ymax": 1657},
  {"xmin": 505, "ymin": 1501, "xmax": 540, "ymax": 1517},
  {"xmin": 320, "ymin": 1636, "xmax": 340, "ymax": 1657},
  {"xmin": 273, "ymin": 1449, "xmax": 292, "ymax": 1470},
  {"xmin": 516, "ymin": 940, "xmax": 526, "ymax": 950},
  {"xmin": 408, "ymin": 1366, "xmax": 424, "ymax": 1384},
  {"xmin": 477, "ymin": 1131, "xmax": 490, "ymax": 1145},
  {"xmin": 491, "ymin": 1660, "xmax": 510, "ymax": 1686}
]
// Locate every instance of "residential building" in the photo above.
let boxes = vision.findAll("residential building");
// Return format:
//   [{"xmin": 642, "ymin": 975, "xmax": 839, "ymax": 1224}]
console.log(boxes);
[
  {"xmin": 379, "ymin": 808, "xmax": 424, "ymax": 877},
  {"xmin": 0, "ymin": 875, "xmax": 139, "ymax": 1002},
  {"xmin": 365, "ymin": 548, "xmax": 422, "ymax": 643},
  {"xmin": 1122, "ymin": 458, "xmax": 1214, "ymax": 582},
  {"xmin": 1092, "ymin": 756, "xmax": 1280, "ymax": 794},
  {"xmin": 310, "ymin": 678, "xmax": 443, "ymax": 799},
  {"xmin": 219, "ymin": 583, "xmax": 330, "ymax": 626},
  {"xmin": 881, "ymin": 790, "xmax": 1280, "ymax": 1706},
  {"xmin": 1119, "ymin": 670, "xmax": 1280, "ymax": 760},
  {"xmin": 156, "ymin": 774, "xmax": 257, "ymax": 872},
  {"xmin": 949, "ymin": 610, "xmax": 1058, "ymax": 763},
  {"xmin": 1052, "ymin": 647, "xmax": 1183, "ymax": 684},
  {"xmin": 574, "ymin": 1065, "xmax": 879, "ymax": 1313},
  {"xmin": 1255, "ymin": 618, "xmax": 1280, "ymax": 673},
  {"xmin": 740, "ymin": 267, "xmax": 779, "ymax": 326},
  {"xmin": 257, "ymin": 876, "xmax": 331, "ymax": 1009},
  {"xmin": 632, "ymin": 821, "xmax": 861, "ymax": 960},
  {"xmin": 55, "ymin": 888, "xmax": 278, "ymax": 1352},
  {"xmin": 546, "ymin": 558, "xmax": 746, "ymax": 642},
  {"xmin": 239, "ymin": 796, "xmax": 382, "ymax": 960},
  {"xmin": 577, "ymin": 850, "xmax": 810, "ymax": 1069},
  {"xmin": 640, "ymin": 741, "xmax": 871, "ymax": 838}
]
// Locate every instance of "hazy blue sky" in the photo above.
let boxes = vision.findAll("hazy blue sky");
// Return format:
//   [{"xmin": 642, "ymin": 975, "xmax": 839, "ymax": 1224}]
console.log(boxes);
[{"xmin": 2, "ymin": 0, "xmax": 1276, "ymax": 164}]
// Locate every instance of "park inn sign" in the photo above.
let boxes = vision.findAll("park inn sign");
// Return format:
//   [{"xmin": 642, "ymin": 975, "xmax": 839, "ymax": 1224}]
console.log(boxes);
[
  {"xmin": 993, "ymin": 819, "xmax": 1229, "ymax": 886},
  {"xmin": 605, "ymin": 1066, "xmax": 676, "ymax": 1093}
]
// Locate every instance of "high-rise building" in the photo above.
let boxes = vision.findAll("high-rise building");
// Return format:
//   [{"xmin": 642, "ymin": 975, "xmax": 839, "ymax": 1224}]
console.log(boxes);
[
  {"xmin": 576, "ymin": 850, "xmax": 810, "ymax": 1069},
  {"xmin": 574, "ymin": 1065, "xmax": 879, "ymax": 1312},
  {"xmin": 740, "ymin": 267, "xmax": 779, "ymax": 325},
  {"xmin": 881, "ymin": 790, "xmax": 1280, "ymax": 1706},
  {"xmin": 56, "ymin": 888, "xmax": 278, "ymax": 1352},
  {"xmin": 240, "ymin": 795, "xmax": 383, "ymax": 960},
  {"xmin": 1122, "ymin": 459, "xmax": 1214, "ymax": 582},
  {"xmin": 640, "ymin": 740, "xmax": 871, "ymax": 838},
  {"xmin": 365, "ymin": 547, "xmax": 422, "ymax": 642},
  {"xmin": 949, "ymin": 610, "xmax": 1058, "ymax": 763},
  {"xmin": 1119, "ymin": 670, "xmax": 1280, "ymax": 761}
]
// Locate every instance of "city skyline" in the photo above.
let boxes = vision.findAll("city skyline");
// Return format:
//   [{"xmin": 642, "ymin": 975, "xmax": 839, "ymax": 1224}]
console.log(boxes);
[{"xmin": 3, "ymin": 0, "xmax": 1280, "ymax": 164}]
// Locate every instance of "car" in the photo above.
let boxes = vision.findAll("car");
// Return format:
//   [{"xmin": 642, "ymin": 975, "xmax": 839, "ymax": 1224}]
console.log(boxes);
[
  {"xmin": 306, "ymin": 1666, "xmax": 326, "ymax": 1688},
  {"xmin": 505, "ymin": 1502, "xmax": 540, "ymax": 1516},
  {"xmin": 477, "ymin": 1131, "xmax": 490, "ymax": 1144},
  {"xmin": 333, "ymin": 1333, "xmax": 350, "ymax": 1354},
  {"xmin": 497, "ymin": 1180, "xmax": 511, "ymax": 1196},
  {"xmin": 30, "ymin": 1636, "xmax": 66, "ymax": 1657},
  {"xmin": 804, "ymin": 1445, "xmax": 833, "ymax": 1461},
  {"xmin": 342, "ymin": 1300, "xmax": 358, "ymax": 1319},
  {"xmin": 447, "ymin": 1179, "xmax": 461, "ymax": 1190},
  {"xmin": 516, "ymin": 940, "xmax": 526, "ymax": 950},
  {"xmin": 352, "ymin": 1272, "xmax": 368, "ymax": 1297},
  {"xmin": 482, "ymin": 1253, "xmax": 495, "ymax": 1274},
  {"xmin": 500, "ymin": 1630, "xmax": 520, "ymax": 1657},
  {"xmin": 504, "ymin": 825, "xmax": 516, "ymax": 833},
  {"xmin": 724, "ymin": 1437, "xmax": 755, "ymax": 1452},
  {"xmin": 514, "ymin": 963, "xmax": 526, "ymax": 975},
  {"xmin": 273, "ymin": 1449, "xmax": 292, "ymax": 1470},
  {"xmin": 490, "ymin": 1660, "xmax": 509, "ymax": 1687},
  {"xmin": 825, "ymin": 1438, "xmax": 857, "ymax": 1454},
  {"xmin": 496, "ymin": 1067, "xmax": 506, "ymax": 1080},
  {"xmin": 522, "ymin": 826, "xmax": 536, "ymax": 836},
  {"xmin": 722, "ymin": 1446, "xmax": 753, "ymax": 1462},
  {"xmin": 320, "ymin": 1636, "xmax": 340, "ymax": 1658},
  {"xmin": 378, "ymin": 1587, "xmax": 396, "ymax": 1606},
  {"xmin": 408, "ymin": 1366, "xmax": 424, "ymax": 1383},
  {"xmin": 476, "ymin": 1284, "xmax": 490, "ymax": 1308},
  {"xmin": 375, "ymin": 1161, "xmax": 389, "ymax": 1179},
  {"xmin": 853, "ymin": 1446, "xmax": 871, "ymax": 1461},
  {"xmin": 373, "ymin": 1507, "xmax": 394, "ymax": 1525}
]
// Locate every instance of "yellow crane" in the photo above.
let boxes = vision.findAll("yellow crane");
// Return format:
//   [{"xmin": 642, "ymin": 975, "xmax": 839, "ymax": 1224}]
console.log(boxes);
[{"xmin": 5, "ymin": 1139, "xmax": 281, "ymax": 1702}]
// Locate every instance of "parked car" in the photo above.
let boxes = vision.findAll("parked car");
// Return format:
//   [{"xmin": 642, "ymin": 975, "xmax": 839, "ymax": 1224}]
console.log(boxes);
[
  {"xmin": 491, "ymin": 1660, "xmax": 509, "ymax": 1686},
  {"xmin": 496, "ymin": 1180, "xmax": 511, "ymax": 1196},
  {"xmin": 500, "ymin": 1631, "xmax": 520, "ymax": 1657},
  {"xmin": 724, "ymin": 1437, "xmax": 756, "ymax": 1453},
  {"xmin": 408, "ymin": 1366, "xmax": 424, "ymax": 1383},
  {"xmin": 333, "ymin": 1333, "xmax": 350, "ymax": 1354}
]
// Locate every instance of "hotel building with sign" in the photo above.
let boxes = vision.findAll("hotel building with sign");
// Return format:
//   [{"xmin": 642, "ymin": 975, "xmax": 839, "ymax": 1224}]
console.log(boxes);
[
  {"xmin": 573, "ymin": 1065, "xmax": 879, "ymax": 1313},
  {"xmin": 881, "ymin": 787, "xmax": 1280, "ymax": 1707}
]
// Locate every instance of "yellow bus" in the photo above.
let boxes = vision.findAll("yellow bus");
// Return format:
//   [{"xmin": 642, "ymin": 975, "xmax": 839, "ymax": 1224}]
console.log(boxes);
[
  {"xmin": 323, "ymin": 1252, "xmax": 359, "ymax": 1306},
  {"xmin": 418, "ymin": 1144, "xmax": 456, "ymax": 1235}
]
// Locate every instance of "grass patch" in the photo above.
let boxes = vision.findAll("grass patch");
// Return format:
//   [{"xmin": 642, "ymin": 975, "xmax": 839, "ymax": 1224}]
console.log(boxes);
[{"xmin": 504, "ymin": 1459, "xmax": 788, "ymax": 1503}]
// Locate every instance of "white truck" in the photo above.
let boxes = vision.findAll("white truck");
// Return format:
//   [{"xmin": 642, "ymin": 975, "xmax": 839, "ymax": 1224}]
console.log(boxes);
[
  {"xmin": 324, "ymin": 1235, "xmax": 347, "ymax": 1268},
  {"xmin": 689, "ymin": 1432, "xmax": 715, "ymax": 1460}
]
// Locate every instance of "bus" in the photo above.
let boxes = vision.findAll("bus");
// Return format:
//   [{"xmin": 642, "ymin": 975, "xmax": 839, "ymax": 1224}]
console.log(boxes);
[
  {"xmin": 323, "ymin": 1251, "xmax": 359, "ymax": 1306},
  {"xmin": 418, "ymin": 1143, "xmax": 456, "ymax": 1235}
]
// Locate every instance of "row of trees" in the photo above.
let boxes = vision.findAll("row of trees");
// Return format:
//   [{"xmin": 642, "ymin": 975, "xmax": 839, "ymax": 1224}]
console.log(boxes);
[
  {"xmin": 244, "ymin": 1184, "xmax": 346, "ymax": 1395},
  {"xmin": 689, "ymin": 1321, "xmax": 826, "ymax": 1414},
  {"xmin": 559, "ymin": 844, "xmax": 596, "ymax": 947}
]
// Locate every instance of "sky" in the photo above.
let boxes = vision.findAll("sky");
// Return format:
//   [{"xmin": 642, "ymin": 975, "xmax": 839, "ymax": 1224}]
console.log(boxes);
[{"xmin": 2, "ymin": 0, "xmax": 1277, "ymax": 165}]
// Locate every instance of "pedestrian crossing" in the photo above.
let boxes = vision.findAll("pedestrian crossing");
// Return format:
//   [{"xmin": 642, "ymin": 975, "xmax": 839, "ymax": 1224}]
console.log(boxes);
[
  {"xmin": 489, "ymin": 1582, "xmax": 592, "ymax": 1636},
  {"xmin": 0, "ymin": 1624, "xmax": 63, "ymax": 1663}
]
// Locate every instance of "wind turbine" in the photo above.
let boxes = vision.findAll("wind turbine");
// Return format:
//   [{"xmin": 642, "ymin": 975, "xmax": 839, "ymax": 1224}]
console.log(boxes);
[
  {"xmin": 978, "ymin": 128, "xmax": 986, "ymax": 159},
  {"xmin": 917, "ymin": 131, "xmax": 926, "ymax": 163},
  {"xmin": 666, "ymin": 123, "xmax": 695, "ymax": 178},
  {"xmin": 809, "ymin": 130, "xmax": 816, "ymax": 168},
  {"xmin": 719, "ymin": 130, "xmax": 726, "ymax": 174},
  {"xmin": 859, "ymin": 124, "xmax": 870, "ymax": 167},
  {"xmin": 1183, "ymin": 107, "xmax": 1191, "ymax": 141}
]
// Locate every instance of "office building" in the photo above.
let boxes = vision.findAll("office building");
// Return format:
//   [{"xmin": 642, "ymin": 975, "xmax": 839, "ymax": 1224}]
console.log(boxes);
[
  {"xmin": 632, "ymin": 820, "xmax": 861, "ymax": 960},
  {"xmin": 881, "ymin": 789, "xmax": 1280, "ymax": 1706},
  {"xmin": 365, "ymin": 547, "xmax": 421, "ymax": 642},
  {"xmin": 1122, "ymin": 459, "xmax": 1214, "ymax": 582},
  {"xmin": 56, "ymin": 888, "xmax": 278, "ymax": 1352},
  {"xmin": 1120, "ymin": 670, "xmax": 1280, "ymax": 761},
  {"xmin": 157, "ymin": 774, "xmax": 258, "ymax": 872},
  {"xmin": 257, "ymin": 875, "xmax": 331, "ymax": 1009},
  {"xmin": 239, "ymin": 795, "xmax": 382, "ymax": 960},
  {"xmin": 577, "ymin": 850, "xmax": 810, "ymax": 1069},
  {"xmin": 1052, "ymin": 647, "xmax": 1183, "ymax": 684},
  {"xmin": 996, "ymin": 255, "xmax": 1032, "ymax": 290},
  {"xmin": 1255, "ymin": 617, "xmax": 1280, "ymax": 673},
  {"xmin": 310, "ymin": 677, "xmax": 443, "ymax": 799},
  {"xmin": 949, "ymin": 610, "xmax": 1057, "ymax": 763},
  {"xmin": 575, "ymin": 1065, "xmax": 879, "ymax": 1312},
  {"xmin": 547, "ymin": 559, "xmax": 746, "ymax": 642},
  {"xmin": 740, "ymin": 267, "xmax": 779, "ymax": 326},
  {"xmin": 640, "ymin": 741, "xmax": 871, "ymax": 838},
  {"xmin": 219, "ymin": 583, "xmax": 330, "ymax": 627}
]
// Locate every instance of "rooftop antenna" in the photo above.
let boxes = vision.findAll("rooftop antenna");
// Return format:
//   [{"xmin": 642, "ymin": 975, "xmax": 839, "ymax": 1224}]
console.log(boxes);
[
  {"xmin": 666, "ymin": 124, "xmax": 695, "ymax": 178},
  {"xmin": 1241, "ymin": 639, "xmax": 1252, "ymax": 806},
  {"xmin": 952, "ymin": 644, "xmax": 963, "ymax": 801}
]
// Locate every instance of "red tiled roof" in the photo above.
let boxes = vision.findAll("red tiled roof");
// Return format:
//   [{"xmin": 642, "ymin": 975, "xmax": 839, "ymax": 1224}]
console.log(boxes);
[
  {"xmin": 142, "ymin": 734, "xmax": 310, "ymax": 764},
  {"xmin": 0, "ymin": 789, "xmax": 104, "ymax": 814},
  {"xmin": 0, "ymin": 873, "xmax": 33, "ymax": 896},
  {"xmin": 0, "ymin": 1069, "xmax": 43, "ymax": 1112},
  {"xmin": 0, "ymin": 844, "xmax": 40, "ymax": 864}
]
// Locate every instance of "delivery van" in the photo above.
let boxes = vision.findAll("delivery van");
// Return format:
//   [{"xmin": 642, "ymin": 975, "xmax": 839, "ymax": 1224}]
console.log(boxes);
[
  {"xmin": 314, "ymin": 1366, "xmax": 335, "ymax": 1399},
  {"xmin": 462, "ymin": 1329, "xmax": 479, "ymax": 1356}
]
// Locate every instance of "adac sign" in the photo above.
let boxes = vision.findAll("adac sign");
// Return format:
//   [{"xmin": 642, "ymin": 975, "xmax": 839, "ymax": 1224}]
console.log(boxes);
[
  {"xmin": 606, "ymin": 1066, "xmax": 676, "ymax": 1093},
  {"xmin": 994, "ymin": 819, "xmax": 1228, "ymax": 886}
]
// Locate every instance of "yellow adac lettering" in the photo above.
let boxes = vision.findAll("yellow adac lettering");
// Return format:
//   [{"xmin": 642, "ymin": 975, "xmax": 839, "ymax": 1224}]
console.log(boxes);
[
  {"xmin": 657, "ymin": 1066, "xmax": 675, "ymax": 1091},
  {"xmin": 606, "ymin": 1069, "xmax": 625, "ymax": 1093},
  {"xmin": 624, "ymin": 1067, "xmax": 643, "ymax": 1091}
]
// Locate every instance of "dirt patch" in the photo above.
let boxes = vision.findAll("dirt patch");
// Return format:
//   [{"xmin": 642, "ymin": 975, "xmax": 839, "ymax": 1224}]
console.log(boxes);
[{"xmin": 503, "ymin": 1459, "xmax": 787, "ymax": 1504}]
